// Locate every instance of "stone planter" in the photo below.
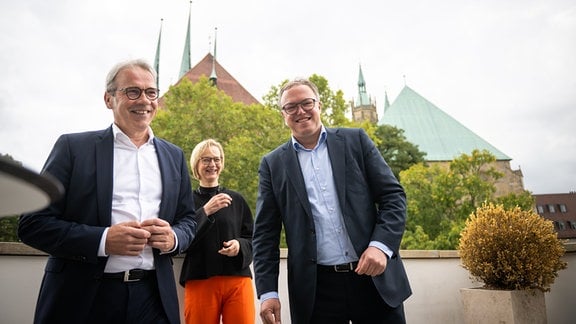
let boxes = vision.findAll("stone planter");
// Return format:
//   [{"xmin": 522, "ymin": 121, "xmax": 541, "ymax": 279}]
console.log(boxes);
[{"xmin": 460, "ymin": 288, "xmax": 547, "ymax": 324}]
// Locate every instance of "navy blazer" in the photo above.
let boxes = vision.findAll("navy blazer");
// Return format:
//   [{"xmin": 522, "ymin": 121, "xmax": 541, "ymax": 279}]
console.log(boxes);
[
  {"xmin": 18, "ymin": 126, "xmax": 197, "ymax": 324},
  {"xmin": 253, "ymin": 127, "xmax": 412, "ymax": 324}
]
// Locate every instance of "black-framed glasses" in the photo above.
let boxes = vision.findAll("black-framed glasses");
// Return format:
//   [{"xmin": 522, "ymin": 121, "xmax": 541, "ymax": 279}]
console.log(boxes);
[
  {"xmin": 116, "ymin": 87, "xmax": 160, "ymax": 100},
  {"xmin": 281, "ymin": 98, "xmax": 316, "ymax": 115},
  {"xmin": 200, "ymin": 157, "xmax": 222, "ymax": 165}
]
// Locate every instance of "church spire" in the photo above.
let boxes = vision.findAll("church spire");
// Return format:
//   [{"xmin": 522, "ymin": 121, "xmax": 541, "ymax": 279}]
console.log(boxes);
[
  {"xmin": 351, "ymin": 63, "xmax": 378, "ymax": 123},
  {"xmin": 209, "ymin": 27, "xmax": 218, "ymax": 86},
  {"xmin": 384, "ymin": 90, "xmax": 390, "ymax": 112},
  {"xmin": 179, "ymin": 1, "xmax": 192, "ymax": 79},
  {"xmin": 357, "ymin": 64, "xmax": 370, "ymax": 106},
  {"xmin": 154, "ymin": 18, "xmax": 163, "ymax": 90}
]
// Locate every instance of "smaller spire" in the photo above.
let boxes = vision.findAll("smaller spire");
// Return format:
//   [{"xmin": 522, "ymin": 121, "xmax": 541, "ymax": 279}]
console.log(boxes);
[
  {"xmin": 210, "ymin": 27, "xmax": 218, "ymax": 86},
  {"xmin": 154, "ymin": 18, "xmax": 163, "ymax": 90},
  {"xmin": 358, "ymin": 63, "xmax": 366, "ymax": 88},
  {"xmin": 383, "ymin": 91, "xmax": 390, "ymax": 113},
  {"xmin": 179, "ymin": 1, "xmax": 193, "ymax": 79},
  {"xmin": 357, "ymin": 63, "xmax": 369, "ymax": 106}
]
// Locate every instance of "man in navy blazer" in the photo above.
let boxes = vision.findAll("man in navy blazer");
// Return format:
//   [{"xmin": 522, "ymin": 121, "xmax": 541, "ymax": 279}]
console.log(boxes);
[
  {"xmin": 253, "ymin": 78, "xmax": 412, "ymax": 324},
  {"xmin": 18, "ymin": 59, "xmax": 200, "ymax": 324}
]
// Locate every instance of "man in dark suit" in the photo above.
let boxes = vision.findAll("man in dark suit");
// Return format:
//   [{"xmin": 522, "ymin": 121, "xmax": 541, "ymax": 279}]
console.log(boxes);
[
  {"xmin": 253, "ymin": 78, "xmax": 412, "ymax": 324},
  {"xmin": 18, "ymin": 59, "xmax": 202, "ymax": 324}
]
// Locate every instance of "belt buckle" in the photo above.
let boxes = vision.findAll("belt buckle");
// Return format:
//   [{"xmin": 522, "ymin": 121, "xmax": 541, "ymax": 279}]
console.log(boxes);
[
  {"xmin": 123, "ymin": 270, "xmax": 140, "ymax": 282},
  {"xmin": 334, "ymin": 263, "xmax": 353, "ymax": 272}
]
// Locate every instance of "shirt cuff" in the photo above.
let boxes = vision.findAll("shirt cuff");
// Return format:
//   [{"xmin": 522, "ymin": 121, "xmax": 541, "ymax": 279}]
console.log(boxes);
[
  {"xmin": 369, "ymin": 240, "xmax": 393, "ymax": 259},
  {"xmin": 160, "ymin": 230, "xmax": 179, "ymax": 255},
  {"xmin": 98, "ymin": 228, "xmax": 109, "ymax": 257},
  {"xmin": 260, "ymin": 291, "xmax": 279, "ymax": 302}
]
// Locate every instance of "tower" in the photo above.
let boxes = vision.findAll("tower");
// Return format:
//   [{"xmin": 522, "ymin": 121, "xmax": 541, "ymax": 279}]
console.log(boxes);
[{"xmin": 351, "ymin": 64, "xmax": 378, "ymax": 123}]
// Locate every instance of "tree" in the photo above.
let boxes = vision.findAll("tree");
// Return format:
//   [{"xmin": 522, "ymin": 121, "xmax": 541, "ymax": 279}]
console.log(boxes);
[
  {"xmin": 400, "ymin": 149, "xmax": 534, "ymax": 249},
  {"xmin": 0, "ymin": 216, "xmax": 19, "ymax": 242},
  {"xmin": 0, "ymin": 154, "xmax": 23, "ymax": 241},
  {"xmin": 374, "ymin": 124, "xmax": 426, "ymax": 180}
]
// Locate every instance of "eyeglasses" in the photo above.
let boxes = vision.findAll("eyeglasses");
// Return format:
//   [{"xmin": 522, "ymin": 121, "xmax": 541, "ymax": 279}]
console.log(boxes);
[
  {"xmin": 200, "ymin": 157, "xmax": 222, "ymax": 165},
  {"xmin": 115, "ymin": 87, "xmax": 160, "ymax": 100},
  {"xmin": 281, "ymin": 98, "xmax": 316, "ymax": 115}
]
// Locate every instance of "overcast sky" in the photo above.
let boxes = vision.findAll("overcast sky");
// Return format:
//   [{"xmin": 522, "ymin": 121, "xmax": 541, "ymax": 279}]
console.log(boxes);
[{"xmin": 1, "ymin": 0, "xmax": 575, "ymax": 194}]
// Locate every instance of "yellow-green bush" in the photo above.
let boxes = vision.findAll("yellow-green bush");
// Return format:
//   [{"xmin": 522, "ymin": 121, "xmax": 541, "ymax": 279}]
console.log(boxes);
[{"xmin": 459, "ymin": 203, "xmax": 567, "ymax": 291}]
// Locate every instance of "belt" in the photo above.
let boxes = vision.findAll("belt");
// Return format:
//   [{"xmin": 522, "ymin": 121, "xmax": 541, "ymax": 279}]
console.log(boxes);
[
  {"xmin": 102, "ymin": 269, "xmax": 155, "ymax": 282},
  {"xmin": 317, "ymin": 262, "xmax": 358, "ymax": 273}
]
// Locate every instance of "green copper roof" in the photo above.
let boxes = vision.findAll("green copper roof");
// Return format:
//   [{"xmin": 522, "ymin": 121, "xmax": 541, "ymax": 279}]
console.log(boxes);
[{"xmin": 379, "ymin": 86, "xmax": 511, "ymax": 161}]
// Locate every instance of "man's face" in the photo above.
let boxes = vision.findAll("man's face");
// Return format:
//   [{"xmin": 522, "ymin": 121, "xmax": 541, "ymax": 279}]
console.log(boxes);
[
  {"xmin": 104, "ymin": 66, "xmax": 158, "ymax": 136},
  {"xmin": 280, "ymin": 84, "xmax": 322, "ymax": 147}
]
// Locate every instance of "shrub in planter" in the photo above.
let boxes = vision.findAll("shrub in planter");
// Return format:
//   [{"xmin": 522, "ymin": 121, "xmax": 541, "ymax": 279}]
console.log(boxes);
[{"xmin": 458, "ymin": 202, "xmax": 567, "ymax": 292}]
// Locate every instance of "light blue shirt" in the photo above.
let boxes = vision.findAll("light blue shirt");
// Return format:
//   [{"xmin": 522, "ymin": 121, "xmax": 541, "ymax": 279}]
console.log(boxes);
[{"xmin": 293, "ymin": 128, "xmax": 358, "ymax": 265}]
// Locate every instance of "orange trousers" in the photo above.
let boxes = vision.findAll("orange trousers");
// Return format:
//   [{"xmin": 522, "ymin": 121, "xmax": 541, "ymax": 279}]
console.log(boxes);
[{"xmin": 184, "ymin": 276, "xmax": 255, "ymax": 324}]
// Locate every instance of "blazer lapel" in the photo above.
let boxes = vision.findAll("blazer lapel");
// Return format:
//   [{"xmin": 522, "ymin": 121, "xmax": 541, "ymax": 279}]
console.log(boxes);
[
  {"xmin": 281, "ymin": 141, "xmax": 313, "ymax": 217},
  {"xmin": 326, "ymin": 128, "xmax": 347, "ymax": 213},
  {"xmin": 154, "ymin": 139, "xmax": 171, "ymax": 221},
  {"xmin": 95, "ymin": 127, "xmax": 114, "ymax": 226}
]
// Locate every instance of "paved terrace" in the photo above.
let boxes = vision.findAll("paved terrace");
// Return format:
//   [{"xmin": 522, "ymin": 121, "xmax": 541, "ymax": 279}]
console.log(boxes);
[{"xmin": 1, "ymin": 242, "xmax": 574, "ymax": 324}]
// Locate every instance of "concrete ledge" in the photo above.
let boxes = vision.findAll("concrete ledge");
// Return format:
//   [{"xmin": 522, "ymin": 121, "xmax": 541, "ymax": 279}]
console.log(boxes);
[
  {"xmin": 0, "ymin": 242, "xmax": 46, "ymax": 256},
  {"xmin": 3, "ymin": 241, "xmax": 573, "ymax": 257}
]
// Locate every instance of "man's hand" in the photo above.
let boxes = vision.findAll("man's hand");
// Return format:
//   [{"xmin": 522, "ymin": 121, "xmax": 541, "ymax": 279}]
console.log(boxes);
[
  {"xmin": 355, "ymin": 246, "xmax": 388, "ymax": 276},
  {"xmin": 141, "ymin": 218, "xmax": 175, "ymax": 253},
  {"xmin": 105, "ymin": 221, "xmax": 151, "ymax": 256},
  {"xmin": 260, "ymin": 298, "xmax": 281, "ymax": 324}
]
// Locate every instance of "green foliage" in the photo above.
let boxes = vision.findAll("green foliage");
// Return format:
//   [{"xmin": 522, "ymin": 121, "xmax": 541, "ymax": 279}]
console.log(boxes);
[
  {"xmin": 400, "ymin": 149, "xmax": 534, "ymax": 249},
  {"xmin": 459, "ymin": 203, "xmax": 567, "ymax": 291},
  {"xmin": 374, "ymin": 125, "xmax": 426, "ymax": 179},
  {"xmin": 400, "ymin": 225, "xmax": 435, "ymax": 250},
  {"xmin": 495, "ymin": 191, "xmax": 535, "ymax": 211},
  {"xmin": 308, "ymin": 74, "xmax": 351, "ymax": 127},
  {"xmin": 0, "ymin": 155, "xmax": 23, "ymax": 241},
  {"xmin": 0, "ymin": 154, "xmax": 22, "ymax": 166},
  {"xmin": 0, "ymin": 216, "xmax": 19, "ymax": 242}
]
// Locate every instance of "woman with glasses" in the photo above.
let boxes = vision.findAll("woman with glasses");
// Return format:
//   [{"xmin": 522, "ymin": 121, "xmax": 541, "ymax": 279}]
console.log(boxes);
[{"xmin": 179, "ymin": 139, "xmax": 255, "ymax": 324}]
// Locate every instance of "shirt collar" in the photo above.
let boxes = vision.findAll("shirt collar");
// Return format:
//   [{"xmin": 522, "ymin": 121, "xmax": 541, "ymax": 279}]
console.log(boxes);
[
  {"xmin": 112, "ymin": 123, "xmax": 155, "ymax": 145},
  {"xmin": 292, "ymin": 126, "xmax": 327, "ymax": 152}
]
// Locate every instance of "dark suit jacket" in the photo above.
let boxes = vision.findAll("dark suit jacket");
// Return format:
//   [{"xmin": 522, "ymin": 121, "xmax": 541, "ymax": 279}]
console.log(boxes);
[
  {"xmin": 18, "ymin": 126, "xmax": 197, "ymax": 324},
  {"xmin": 253, "ymin": 127, "xmax": 412, "ymax": 324}
]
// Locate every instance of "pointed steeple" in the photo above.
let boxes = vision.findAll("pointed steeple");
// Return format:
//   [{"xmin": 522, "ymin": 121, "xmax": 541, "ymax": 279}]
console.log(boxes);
[
  {"xmin": 209, "ymin": 27, "xmax": 218, "ymax": 86},
  {"xmin": 358, "ymin": 64, "xmax": 366, "ymax": 89},
  {"xmin": 154, "ymin": 19, "xmax": 163, "ymax": 90},
  {"xmin": 351, "ymin": 63, "xmax": 378, "ymax": 123},
  {"xmin": 383, "ymin": 90, "xmax": 390, "ymax": 112},
  {"xmin": 357, "ymin": 64, "xmax": 370, "ymax": 106},
  {"xmin": 179, "ymin": 1, "xmax": 192, "ymax": 79}
]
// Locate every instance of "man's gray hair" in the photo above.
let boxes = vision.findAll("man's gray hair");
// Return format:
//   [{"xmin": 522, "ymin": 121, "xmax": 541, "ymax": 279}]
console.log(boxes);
[{"xmin": 105, "ymin": 59, "xmax": 157, "ymax": 93}]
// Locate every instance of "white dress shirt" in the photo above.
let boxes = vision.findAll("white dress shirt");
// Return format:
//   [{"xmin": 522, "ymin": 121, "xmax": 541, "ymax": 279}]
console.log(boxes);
[{"xmin": 99, "ymin": 123, "xmax": 162, "ymax": 272}]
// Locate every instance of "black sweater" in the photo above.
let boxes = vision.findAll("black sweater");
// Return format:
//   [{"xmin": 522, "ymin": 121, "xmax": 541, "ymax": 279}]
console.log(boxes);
[{"xmin": 179, "ymin": 186, "xmax": 254, "ymax": 286}]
